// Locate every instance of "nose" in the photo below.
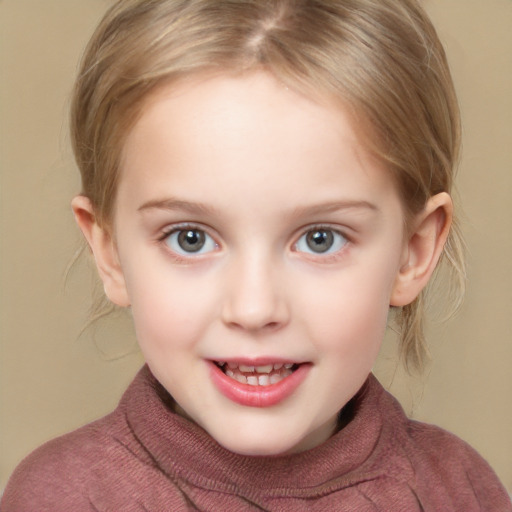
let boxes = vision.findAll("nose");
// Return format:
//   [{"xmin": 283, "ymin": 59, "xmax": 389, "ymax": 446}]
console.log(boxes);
[{"xmin": 221, "ymin": 253, "xmax": 290, "ymax": 333}]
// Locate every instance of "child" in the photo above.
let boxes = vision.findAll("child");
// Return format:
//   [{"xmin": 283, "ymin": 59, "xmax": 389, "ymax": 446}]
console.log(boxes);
[{"xmin": 2, "ymin": 0, "xmax": 511, "ymax": 510}]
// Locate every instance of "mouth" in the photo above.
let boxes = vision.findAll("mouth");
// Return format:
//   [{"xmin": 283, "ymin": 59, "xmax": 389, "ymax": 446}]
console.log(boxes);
[
  {"xmin": 209, "ymin": 359, "xmax": 309, "ymax": 407},
  {"xmin": 214, "ymin": 361, "xmax": 299, "ymax": 387}
]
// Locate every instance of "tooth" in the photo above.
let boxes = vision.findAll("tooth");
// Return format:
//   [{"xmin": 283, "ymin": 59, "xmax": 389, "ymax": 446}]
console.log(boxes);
[
  {"xmin": 282, "ymin": 369, "xmax": 293, "ymax": 378},
  {"xmin": 239, "ymin": 364, "xmax": 255, "ymax": 373},
  {"xmin": 284, "ymin": 363, "xmax": 293, "ymax": 369},
  {"xmin": 226, "ymin": 369, "xmax": 234, "ymax": 378},
  {"xmin": 273, "ymin": 363, "xmax": 283, "ymax": 370},
  {"xmin": 217, "ymin": 361, "xmax": 225, "ymax": 367},
  {"xmin": 247, "ymin": 376, "xmax": 258, "ymax": 386},
  {"xmin": 258, "ymin": 375, "xmax": 270, "ymax": 386},
  {"xmin": 235, "ymin": 374, "xmax": 247, "ymax": 384},
  {"xmin": 270, "ymin": 374, "xmax": 282, "ymax": 384},
  {"xmin": 255, "ymin": 365, "xmax": 273, "ymax": 374},
  {"xmin": 228, "ymin": 362, "xmax": 238, "ymax": 369}
]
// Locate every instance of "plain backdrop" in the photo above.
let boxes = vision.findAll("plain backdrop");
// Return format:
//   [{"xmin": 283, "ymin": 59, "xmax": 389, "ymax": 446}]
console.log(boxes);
[{"xmin": 1, "ymin": 0, "xmax": 511, "ymax": 493}]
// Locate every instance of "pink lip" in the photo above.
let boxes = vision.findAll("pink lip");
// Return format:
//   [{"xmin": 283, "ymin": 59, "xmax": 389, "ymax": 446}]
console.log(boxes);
[{"xmin": 208, "ymin": 360, "xmax": 311, "ymax": 408}]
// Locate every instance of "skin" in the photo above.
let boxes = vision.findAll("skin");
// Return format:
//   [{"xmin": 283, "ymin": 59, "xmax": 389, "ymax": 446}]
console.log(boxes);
[{"xmin": 73, "ymin": 72, "xmax": 452, "ymax": 456}]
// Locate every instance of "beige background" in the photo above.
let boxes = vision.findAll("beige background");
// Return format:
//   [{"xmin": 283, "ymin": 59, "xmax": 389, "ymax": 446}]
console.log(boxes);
[{"xmin": 1, "ymin": 0, "xmax": 511, "ymax": 493}]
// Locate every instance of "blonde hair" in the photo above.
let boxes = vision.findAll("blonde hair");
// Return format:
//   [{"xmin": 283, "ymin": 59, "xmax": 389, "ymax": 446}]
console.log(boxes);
[{"xmin": 71, "ymin": 0, "xmax": 465, "ymax": 371}]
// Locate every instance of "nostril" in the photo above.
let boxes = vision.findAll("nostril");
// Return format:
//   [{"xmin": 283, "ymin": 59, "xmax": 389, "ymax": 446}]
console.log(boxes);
[
  {"xmin": 220, "ymin": 282, "xmax": 290, "ymax": 331},
  {"xmin": 222, "ymin": 307, "xmax": 287, "ymax": 331}
]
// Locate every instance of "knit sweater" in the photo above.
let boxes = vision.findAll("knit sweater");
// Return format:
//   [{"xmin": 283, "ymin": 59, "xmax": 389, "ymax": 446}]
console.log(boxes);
[{"xmin": 2, "ymin": 366, "xmax": 511, "ymax": 511}]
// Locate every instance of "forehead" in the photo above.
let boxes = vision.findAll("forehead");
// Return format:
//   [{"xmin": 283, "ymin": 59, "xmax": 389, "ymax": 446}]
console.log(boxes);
[
  {"xmin": 117, "ymin": 71, "xmax": 400, "ymax": 218},
  {"xmin": 124, "ymin": 72, "xmax": 356, "ymax": 159}
]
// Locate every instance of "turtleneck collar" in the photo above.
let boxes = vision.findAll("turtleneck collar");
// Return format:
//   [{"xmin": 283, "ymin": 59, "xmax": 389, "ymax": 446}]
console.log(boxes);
[{"xmin": 121, "ymin": 365, "xmax": 411, "ymax": 500}]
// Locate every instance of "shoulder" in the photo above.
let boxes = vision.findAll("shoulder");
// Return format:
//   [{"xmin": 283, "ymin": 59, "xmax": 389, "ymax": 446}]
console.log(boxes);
[
  {"xmin": 1, "ymin": 367, "xmax": 191, "ymax": 512},
  {"xmin": 1, "ymin": 412, "xmax": 121, "ymax": 511},
  {"xmin": 367, "ymin": 379, "xmax": 511, "ymax": 510},
  {"xmin": 404, "ymin": 418, "xmax": 494, "ymax": 477},
  {"xmin": 398, "ymin": 414, "xmax": 511, "ymax": 510}
]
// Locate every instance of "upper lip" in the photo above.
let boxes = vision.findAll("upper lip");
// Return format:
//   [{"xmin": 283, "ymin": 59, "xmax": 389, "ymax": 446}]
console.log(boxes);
[{"xmin": 211, "ymin": 357, "xmax": 306, "ymax": 366}]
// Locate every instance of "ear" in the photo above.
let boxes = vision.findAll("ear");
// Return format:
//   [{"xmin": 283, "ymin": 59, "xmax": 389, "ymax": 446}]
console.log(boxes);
[
  {"xmin": 71, "ymin": 195, "xmax": 130, "ymax": 307},
  {"xmin": 391, "ymin": 192, "xmax": 452, "ymax": 307}
]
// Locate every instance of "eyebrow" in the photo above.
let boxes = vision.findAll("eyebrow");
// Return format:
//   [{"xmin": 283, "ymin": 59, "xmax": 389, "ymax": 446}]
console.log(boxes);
[
  {"xmin": 138, "ymin": 197, "xmax": 379, "ymax": 217},
  {"xmin": 138, "ymin": 198, "xmax": 217, "ymax": 216},
  {"xmin": 290, "ymin": 200, "xmax": 379, "ymax": 218}
]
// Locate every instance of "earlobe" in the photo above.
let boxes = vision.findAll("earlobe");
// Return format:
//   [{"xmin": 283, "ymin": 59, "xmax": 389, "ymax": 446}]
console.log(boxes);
[
  {"xmin": 391, "ymin": 192, "xmax": 453, "ymax": 307},
  {"xmin": 71, "ymin": 195, "xmax": 130, "ymax": 307}
]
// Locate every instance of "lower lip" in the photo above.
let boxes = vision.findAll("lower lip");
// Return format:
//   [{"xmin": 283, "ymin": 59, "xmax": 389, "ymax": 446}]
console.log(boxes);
[{"xmin": 208, "ymin": 361, "xmax": 310, "ymax": 408}]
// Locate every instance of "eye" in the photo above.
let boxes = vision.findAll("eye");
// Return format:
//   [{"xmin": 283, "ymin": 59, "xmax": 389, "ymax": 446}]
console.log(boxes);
[
  {"xmin": 295, "ymin": 228, "xmax": 347, "ymax": 255},
  {"xmin": 164, "ymin": 228, "xmax": 217, "ymax": 256}
]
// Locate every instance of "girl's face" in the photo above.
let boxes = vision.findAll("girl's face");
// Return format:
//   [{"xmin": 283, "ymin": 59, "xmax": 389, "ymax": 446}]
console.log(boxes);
[{"xmin": 112, "ymin": 72, "xmax": 407, "ymax": 455}]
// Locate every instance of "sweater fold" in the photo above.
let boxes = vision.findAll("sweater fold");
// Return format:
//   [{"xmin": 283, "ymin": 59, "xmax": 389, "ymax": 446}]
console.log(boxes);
[{"xmin": 2, "ymin": 365, "xmax": 511, "ymax": 511}]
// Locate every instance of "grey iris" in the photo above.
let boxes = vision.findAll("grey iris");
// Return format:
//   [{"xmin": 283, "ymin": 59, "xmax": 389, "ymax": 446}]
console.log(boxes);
[
  {"xmin": 178, "ymin": 230, "xmax": 206, "ymax": 252},
  {"xmin": 306, "ymin": 230, "xmax": 334, "ymax": 253}
]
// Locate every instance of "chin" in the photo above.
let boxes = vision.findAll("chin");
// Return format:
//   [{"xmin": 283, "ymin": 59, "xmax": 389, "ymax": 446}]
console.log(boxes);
[
  {"xmin": 221, "ymin": 441, "xmax": 295, "ymax": 457},
  {"xmin": 213, "ymin": 429, "xmax": 309, "ymax": 457}
]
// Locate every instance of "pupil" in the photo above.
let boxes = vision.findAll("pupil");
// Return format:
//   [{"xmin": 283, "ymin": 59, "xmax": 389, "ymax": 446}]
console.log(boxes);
[
  {"xmin": 178, "ymin": 230, "xmax": 205, "ymax": 252},
  {"xmin": 306, "ymin": 230, "xmax": 333, "ymax": 253}
]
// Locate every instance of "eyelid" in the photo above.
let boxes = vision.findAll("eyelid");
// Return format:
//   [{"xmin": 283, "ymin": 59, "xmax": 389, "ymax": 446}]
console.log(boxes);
[
  {"xmin": 292, "ymin": 224, "xmax": 350, "ymax": 258},
  {"xmin": 293, "ymin": 223, "xmax": 351, "ymax": 242},
  {"xmin": 158, "ymin": 222, "xmax": 221, "ymax": 258},
  {"xmin": 158, "ymin": 222, "xmax": 216, "ymax": 240}
]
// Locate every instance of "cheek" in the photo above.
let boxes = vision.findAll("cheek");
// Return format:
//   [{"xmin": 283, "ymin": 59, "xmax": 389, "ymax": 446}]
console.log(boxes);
[
  {"xmin": 123, "ymin": 263, "xmax": 217, "ymax": 352},
  {"xmin": 296, "ymin": 261, "xmax": 397, "ymax": 353}
]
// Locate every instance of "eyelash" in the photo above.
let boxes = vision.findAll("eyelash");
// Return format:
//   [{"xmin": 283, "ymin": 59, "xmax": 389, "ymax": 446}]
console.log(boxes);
[
  {"xmin": 293, "ymin": 225, "xmax": 350, "ymax": 261},
  {"xmin": 158, "ymin": 223, "xmax": 219, "ymax": 262},
  {"xmin": 157, "ymin": 223, "xmax": 351, "ymax": 262}
]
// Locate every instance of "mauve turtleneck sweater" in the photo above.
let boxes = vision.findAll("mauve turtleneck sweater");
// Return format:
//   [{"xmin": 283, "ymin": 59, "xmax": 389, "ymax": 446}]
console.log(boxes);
[{"xmin": 2, "ymin": 365, "xmax": 511, "ymax": 511}]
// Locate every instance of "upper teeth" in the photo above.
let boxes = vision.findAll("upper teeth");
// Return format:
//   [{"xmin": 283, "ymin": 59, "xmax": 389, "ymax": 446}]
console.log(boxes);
[{"xmin": 223, "ymin": 362, "xmax": 293, "ymax": 373}]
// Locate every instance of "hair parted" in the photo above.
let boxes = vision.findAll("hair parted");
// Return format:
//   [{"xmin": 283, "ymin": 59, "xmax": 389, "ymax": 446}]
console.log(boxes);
[{"xmin": 71, "ymin": 0, "xmax": 465, "ymax": 371}]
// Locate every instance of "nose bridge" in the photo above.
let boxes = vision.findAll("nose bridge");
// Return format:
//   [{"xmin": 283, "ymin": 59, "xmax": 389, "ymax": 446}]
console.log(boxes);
[{"xmin": 221, "ymin": 246, "xmax": 289, "ymax": 332}]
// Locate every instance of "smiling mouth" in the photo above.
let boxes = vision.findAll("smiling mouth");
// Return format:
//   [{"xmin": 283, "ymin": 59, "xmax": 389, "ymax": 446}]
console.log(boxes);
[{"xmin": 214, "ymin": 362, "xmax": 299, "ymax": 387}]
